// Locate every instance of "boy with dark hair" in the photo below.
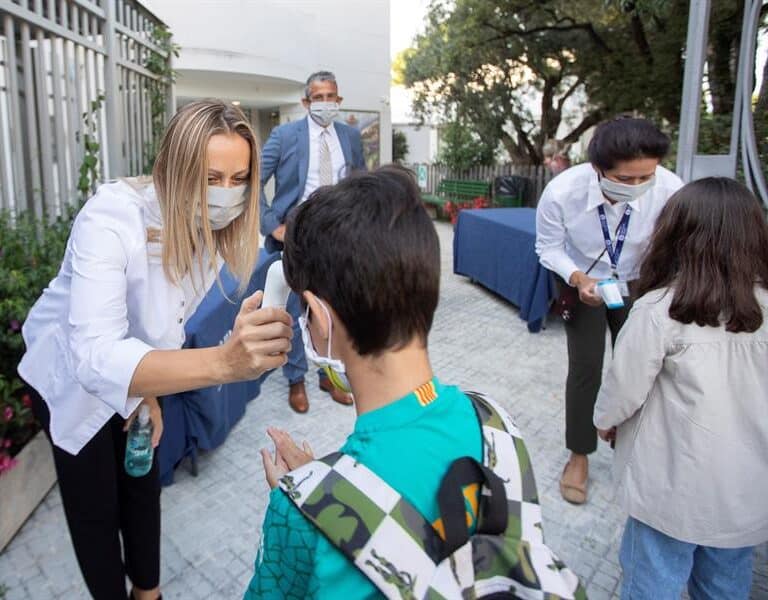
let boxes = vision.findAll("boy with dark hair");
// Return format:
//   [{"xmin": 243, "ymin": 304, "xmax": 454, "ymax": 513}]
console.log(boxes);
[{"xmin": 245, "ymin": 166, "xmax": 583, "ymax": 599}]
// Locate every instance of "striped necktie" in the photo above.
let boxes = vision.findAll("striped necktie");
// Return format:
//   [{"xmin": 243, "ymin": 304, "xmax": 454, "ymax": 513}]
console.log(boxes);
[{"xmin": 319, "ymin": 130, "xmax": 333, "ymax": 186}]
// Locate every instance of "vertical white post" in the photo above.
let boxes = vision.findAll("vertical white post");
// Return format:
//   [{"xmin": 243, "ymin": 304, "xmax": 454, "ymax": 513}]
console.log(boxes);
[
  {"xmin": 103, "ymin": 0, "xmax": 123, "ymax": 177},
  {"xmin": 676, "ymin": 0, "xmax": 711, "ymax": 182}
]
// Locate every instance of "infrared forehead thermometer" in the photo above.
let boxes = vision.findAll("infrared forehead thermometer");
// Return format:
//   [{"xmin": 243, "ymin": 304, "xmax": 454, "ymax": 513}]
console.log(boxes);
[
  {"xmin": 261, "ymin": 259, "xmax": 291, "ymax": 309},
  {"xmin": 597, "ymin": 279, "xmax": 625, "ymax": 310}
]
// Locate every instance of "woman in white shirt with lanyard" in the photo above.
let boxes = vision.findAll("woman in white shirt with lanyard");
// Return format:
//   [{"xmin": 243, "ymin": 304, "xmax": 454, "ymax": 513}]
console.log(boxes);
[
  {"xmin": 17, "ymin": 100, "xmax": 293, "ymax": 600},
  {"xmin": 535, "ymin": 117, "xmax": 683, "ymax": 505}
]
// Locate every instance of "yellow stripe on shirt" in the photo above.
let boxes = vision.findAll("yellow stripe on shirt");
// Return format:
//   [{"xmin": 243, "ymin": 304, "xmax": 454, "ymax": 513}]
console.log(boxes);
[{"xmin": 415, "ymin": 381, "xmax": 438, "ymax": 407}]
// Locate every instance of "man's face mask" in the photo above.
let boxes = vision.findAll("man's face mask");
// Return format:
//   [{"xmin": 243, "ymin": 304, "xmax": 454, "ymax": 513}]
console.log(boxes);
[
  {"xmin": 309, "ymin": 101, "xmax": 339, "ymax": 128},
  {"xmin": 599, "ymin": 173, "xmax": 656, "ymax": 204},
  {"xmin": 200, "ymin": 184, "xmax": 248, "ymax": 230},
  {"xmin": 298, "ymin": 299, "xmax": 352, "ymax": 394}
]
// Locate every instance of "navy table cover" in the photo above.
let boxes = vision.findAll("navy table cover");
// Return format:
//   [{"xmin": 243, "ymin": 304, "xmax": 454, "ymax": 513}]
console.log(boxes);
[
  {"xmin": 158, "ymin": 249, "xmax": 280, "ymax": 485},
  {"xmin": 453, "ymin": 208, "xmax": 556, "ymax": 333}
]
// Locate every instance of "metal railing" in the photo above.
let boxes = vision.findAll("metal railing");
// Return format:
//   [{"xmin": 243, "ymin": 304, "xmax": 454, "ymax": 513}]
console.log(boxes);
[
  {"xmin": 0, "ymin": 0, "xmax": 173, "ymax": 219},
  {"xmin": 676, "ymin": 0, "xmax": 767, "ymax": 206},
  {"xmin": 405, "ymin": 162, "xmax": 554, "ymax": 206}
]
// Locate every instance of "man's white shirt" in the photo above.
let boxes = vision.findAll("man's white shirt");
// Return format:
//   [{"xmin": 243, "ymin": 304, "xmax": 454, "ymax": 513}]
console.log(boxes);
[{"xmin": 301, "ymin": 115, "xmax": 345, "ymax": 203}]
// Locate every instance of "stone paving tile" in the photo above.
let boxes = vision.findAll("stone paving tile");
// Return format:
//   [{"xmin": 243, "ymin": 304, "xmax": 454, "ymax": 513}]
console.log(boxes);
[{"xmin": 0, "ymin": 221, "xmax": 765, "ymax": 599}]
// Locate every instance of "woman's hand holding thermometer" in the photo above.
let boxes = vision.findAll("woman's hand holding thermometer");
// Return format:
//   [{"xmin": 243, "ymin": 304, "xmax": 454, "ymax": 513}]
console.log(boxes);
[
  {"xmin": 218, "ymin": 261, "xmax": 293, "ymax": 380},
  {"xmin": 261, "ymin": 260, "xmax": 291, "ymax": 309}
]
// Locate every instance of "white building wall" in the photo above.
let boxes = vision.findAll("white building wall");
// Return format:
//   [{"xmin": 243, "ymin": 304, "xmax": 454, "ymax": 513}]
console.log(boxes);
[
  {"xmin": 142, "ymin": 0, "xmax": 392, "ymax": 163},
  {"xmin": 393, "ymin": 123, "xmax": 438, "ymax": 164}
]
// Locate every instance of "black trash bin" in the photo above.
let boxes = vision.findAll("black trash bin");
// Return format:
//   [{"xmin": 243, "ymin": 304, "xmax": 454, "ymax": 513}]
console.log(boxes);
[{"xmin": 494, "ymin": 175, "xmax": 532, "ymax": 208}]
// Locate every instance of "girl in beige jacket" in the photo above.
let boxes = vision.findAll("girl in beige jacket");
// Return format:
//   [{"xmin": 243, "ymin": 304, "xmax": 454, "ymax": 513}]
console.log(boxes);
[{"xmin": 594, "ymin": 177, "xmax": 768, "ymax": 599}]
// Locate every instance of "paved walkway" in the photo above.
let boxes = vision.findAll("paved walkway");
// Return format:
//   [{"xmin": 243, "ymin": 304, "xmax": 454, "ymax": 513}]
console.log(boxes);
[{"xmin": 0, "ymin": 221, "xmax": 765, "ymax": 599}]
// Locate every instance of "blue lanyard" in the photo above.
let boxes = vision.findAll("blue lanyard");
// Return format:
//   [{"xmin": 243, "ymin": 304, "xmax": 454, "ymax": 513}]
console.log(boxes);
[{"xmin": 597, "ymin": 204, "xmax": 632, "ymax": 278}]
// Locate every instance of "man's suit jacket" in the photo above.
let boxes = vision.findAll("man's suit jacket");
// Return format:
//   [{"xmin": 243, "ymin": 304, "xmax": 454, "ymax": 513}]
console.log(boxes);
[{"xmin": 260, "ymin": 117, "xmax": 366, "ymax": 252}]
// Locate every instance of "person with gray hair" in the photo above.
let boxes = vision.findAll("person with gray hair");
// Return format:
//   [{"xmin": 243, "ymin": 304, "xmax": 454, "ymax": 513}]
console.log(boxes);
[
  {"xmin": 259, "ymin": 70, "xmax": 366, "ymax": 413},
  {"xmin": 303, "ymin": 70, "xmax": 337, "ymax": 99},
  {"xmin": 542, "ymin": 139, "xmax": 571, "ymax": 176}
]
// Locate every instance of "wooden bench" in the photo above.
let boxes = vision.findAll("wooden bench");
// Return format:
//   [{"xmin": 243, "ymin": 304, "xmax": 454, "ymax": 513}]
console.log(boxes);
[{"xmin": 421, "ymin": 179, "xmax": 492, "ymax": 219}]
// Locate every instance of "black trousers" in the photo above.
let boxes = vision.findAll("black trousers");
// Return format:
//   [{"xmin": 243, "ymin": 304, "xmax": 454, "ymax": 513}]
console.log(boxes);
[
  {"xmin": 560, "ymin": 284, "xmax": 632, "ymax": 455},
  {"xmin": 29, "ymin": 387, "xmax": 161, "ymax": 599}
]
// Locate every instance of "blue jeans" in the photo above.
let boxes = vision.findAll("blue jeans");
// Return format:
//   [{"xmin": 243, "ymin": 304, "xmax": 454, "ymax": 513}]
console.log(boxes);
[
  {"xmin": 619, "ymin": 517, "xmax": 754, "ymax": 599},
  {"xmin": 283, "ymin": 291, "xmax": 325, "ymax": 386}
]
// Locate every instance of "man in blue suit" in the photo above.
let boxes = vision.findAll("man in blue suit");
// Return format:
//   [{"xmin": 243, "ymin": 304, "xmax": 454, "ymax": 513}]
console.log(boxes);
[{"xmin": 260, "ymin": 70, "xmax": 366, "ymax": 413}]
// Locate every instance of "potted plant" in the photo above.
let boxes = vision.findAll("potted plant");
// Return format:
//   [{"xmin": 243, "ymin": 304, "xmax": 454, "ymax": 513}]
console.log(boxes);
[
  {"xmin": 0, "ymin": 377, "xmax": 35, "ymax": 475},
  {"xmin": 0, "ymin": 208, "xmax": 76, "ymax": 551},
  {"xmin": 444, "ymin": 196, "xmax": 490, "ymax": 225}
]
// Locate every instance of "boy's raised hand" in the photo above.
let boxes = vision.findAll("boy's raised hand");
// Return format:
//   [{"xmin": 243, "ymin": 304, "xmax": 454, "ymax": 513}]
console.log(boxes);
[
  {"xmin": 260, "ymin": 427, "xmax": 314, "ymax": 489},
  {"xmin": 268, "ymin": 427, "xmax": 314, "ymax": 469},
  {"xmin": 260, "ymin": 446, "xmax": 289, "ymax": 489}
]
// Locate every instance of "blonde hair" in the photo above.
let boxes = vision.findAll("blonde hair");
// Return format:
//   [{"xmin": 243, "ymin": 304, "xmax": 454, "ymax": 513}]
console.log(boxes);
[{"xmin": 152, "ymin": 100, "xmax": 260, "ymax": 295}]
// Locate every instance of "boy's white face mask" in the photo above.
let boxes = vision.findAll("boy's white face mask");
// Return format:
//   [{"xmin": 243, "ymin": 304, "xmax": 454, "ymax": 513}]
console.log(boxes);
[
  {"xmin": 200, "ymin": 184, "xmax": 248, "ymax": 230},
  {"xmin": 298, "ymin": 299, "xmax": 352, "ymax": 394}
]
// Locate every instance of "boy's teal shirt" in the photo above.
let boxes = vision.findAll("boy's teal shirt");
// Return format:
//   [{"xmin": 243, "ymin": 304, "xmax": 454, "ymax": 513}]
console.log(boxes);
[{"xmin": 244, "ymin": 378, "xmax": 483, "ymax": 599}]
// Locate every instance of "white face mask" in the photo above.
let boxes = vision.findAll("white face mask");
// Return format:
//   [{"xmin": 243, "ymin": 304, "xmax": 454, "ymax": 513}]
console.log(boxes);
[
  {"xmin": 309, "ymin": 101, "xmax": 339, "ymax": 128},
  {"xmin": 599, "ymin": 174, "xmax": 656, "ymax": 204},
  {"xmin": 200, "ymin": 184, "xmax": 248, "ymax": 230},
  {"xmin": 298, "ymin": 300, "xmax": 352, "ymax": 394}
]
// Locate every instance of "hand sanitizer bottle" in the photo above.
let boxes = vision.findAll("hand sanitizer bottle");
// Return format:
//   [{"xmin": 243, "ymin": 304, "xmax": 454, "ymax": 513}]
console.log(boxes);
[{"xmin": 125, "ymin": 405, "xmax": 154, "ymax": 477}]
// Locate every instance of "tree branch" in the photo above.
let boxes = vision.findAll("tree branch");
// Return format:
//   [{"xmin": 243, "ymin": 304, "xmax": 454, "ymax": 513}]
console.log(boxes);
[
  {"xmin": 479, "ymin": 19, "xmax": 612, "ymax": 52},
  {"xmin": 630, "ymin": 13, "xmax": 653, "ymax": 65},
  {"xmin": 562, "ymin": 110, "xmax": 605, "ymax": 144},
  {"xmin": 557, "ymin": 77, "xmax": 583, "ymax": 112},
  {"xmin": 511, "ymin": 115, "xmax": 540, "ymax": 164}
]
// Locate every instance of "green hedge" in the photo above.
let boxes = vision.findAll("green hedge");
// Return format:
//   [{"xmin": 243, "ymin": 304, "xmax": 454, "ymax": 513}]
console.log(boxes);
[{"xmin": 0, "ymin": 208, "xmax": 77, "ymax": 472}]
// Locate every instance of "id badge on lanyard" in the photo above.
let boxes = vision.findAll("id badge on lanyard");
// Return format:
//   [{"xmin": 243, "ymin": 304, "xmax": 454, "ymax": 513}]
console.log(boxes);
[{"xmin": 598, "ymin": 204, "xmax": 632, "ymax": 299}]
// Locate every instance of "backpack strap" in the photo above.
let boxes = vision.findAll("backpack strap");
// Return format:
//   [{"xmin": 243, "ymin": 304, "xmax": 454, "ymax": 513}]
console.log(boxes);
[
  {"xmin": 461, "ymin": 391, "xmax": 588, "ymax": 600},
  {"xmin": 465, "ymin": 390, "xmax": 539, "ymax": 505},
  {"xmin": 279, "ymin": 452, "xmax": 445, "ymax": 600},
  {"xmin": 464, "ymin": 389, "xmax": 546, "ymax": 549}
]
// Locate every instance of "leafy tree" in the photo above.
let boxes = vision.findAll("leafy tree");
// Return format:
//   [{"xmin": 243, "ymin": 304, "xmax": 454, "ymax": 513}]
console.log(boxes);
[
  {"xmin": 402, "ymin": 0, "xmax": 691, "ymax": 164},
  {"xmin": 754, "ymin": 48, "xmax": 768, "ymax": 174},
  {"xmin": 437, "ymin": 121, "xmax": 496, "ymax": 171},
  {"xmin": 392, "ymin": 129, "xmax": 410, "ymax": 163},
  {"xmin": 391, "ymin": 48, "xmax": 414, "ymax": 86}
]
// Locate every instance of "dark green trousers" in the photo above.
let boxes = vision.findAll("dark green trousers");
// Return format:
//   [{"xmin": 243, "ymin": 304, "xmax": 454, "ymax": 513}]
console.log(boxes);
[{"xmin": 562, "ymin": 283, "xmax": 633, "ymax": 455}]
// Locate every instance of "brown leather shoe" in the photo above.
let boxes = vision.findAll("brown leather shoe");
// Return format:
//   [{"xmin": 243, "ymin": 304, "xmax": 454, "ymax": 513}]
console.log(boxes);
[
  {"xmin": 319, "ymin": 377, "xmax": 354, "ymax": 406},
  {"xmin": 288, "ymin": 381, "xmax": 309, "ymax": 413}
]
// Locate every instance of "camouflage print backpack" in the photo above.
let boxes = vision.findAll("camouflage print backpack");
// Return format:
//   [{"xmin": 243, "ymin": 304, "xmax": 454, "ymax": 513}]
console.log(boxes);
[{"xmin": 278, "ymin": 391, "xmax": 587, "ymax": 600}]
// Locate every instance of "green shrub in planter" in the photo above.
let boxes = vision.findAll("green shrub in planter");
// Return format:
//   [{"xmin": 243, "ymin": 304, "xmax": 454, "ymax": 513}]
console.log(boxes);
[{"xmin": 0, "ymin": 207, "xmax": 78, "ymax": 475}]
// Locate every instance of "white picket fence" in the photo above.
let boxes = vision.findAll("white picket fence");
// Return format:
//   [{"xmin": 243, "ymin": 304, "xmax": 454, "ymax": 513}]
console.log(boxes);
[{"xmin": 0, "ymin": 0, "xmax": 173, "ymax": 218}]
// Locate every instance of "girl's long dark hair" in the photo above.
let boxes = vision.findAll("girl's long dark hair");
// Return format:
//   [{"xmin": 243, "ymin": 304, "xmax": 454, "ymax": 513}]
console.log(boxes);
[{"xmin": 636, "ymin": 177, "xmax": 768, "ymax": 333}]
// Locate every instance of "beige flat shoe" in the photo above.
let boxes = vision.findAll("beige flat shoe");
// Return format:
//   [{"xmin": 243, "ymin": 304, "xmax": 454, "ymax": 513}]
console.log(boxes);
[{"xmin": 559, "ymin": 462, "xmax": 588, "ymax": 505}]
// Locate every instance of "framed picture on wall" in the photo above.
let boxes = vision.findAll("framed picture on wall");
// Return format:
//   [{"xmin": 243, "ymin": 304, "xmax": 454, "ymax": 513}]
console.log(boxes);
[{"xmin": 338, "ymin": 110, "xmax": 380, "ymax": 170}]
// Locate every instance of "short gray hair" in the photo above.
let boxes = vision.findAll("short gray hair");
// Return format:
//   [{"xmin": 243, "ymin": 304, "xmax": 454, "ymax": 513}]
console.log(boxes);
[
  {"xmin": 542, "ymin": 139, "xmax": 569, "ymax": 159},
  {"xmin": 304, "ymin": 71, "xmax": 337, "ymax": 99}
]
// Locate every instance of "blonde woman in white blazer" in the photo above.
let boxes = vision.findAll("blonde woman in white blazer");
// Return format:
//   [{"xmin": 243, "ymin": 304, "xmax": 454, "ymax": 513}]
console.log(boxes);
[
  {"xmin": 18, "ymin": 100, "xmax": 293, "ymax": 600},
  {"xmin": 594, "ymin": 178, "xmax": 768, "ymax": 600}
]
